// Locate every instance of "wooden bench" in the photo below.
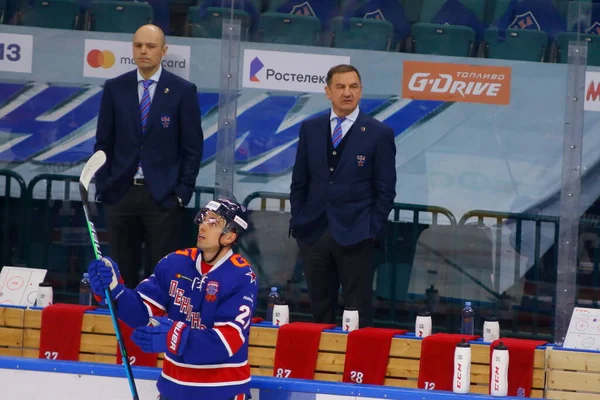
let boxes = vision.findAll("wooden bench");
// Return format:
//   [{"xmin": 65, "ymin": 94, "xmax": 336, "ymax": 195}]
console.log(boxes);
[
  {"xmin": 246, "ymin": 325, "xmax": 545, "ymax": 397},
  {"xmin": 0, "ymin": 307, "xmax": 545, "ymax": 398},
  {"xmin": 545, "ymin": 347, "xmax": 600, "ymax": 400}
]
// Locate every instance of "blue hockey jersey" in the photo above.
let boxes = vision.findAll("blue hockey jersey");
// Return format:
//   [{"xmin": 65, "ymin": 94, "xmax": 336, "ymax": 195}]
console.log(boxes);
[
  {"xmin": 430, "ymin": 0, "xmax": 486, "ymax": 41},
  {"xmin": 345, "ymin": 0, "xmax": 411, "ymax": 43},
  {"xmin": 116, "ymin": 248, "xmax": 258, "ymax": 400},
  {"xmin": 491, "ymin": 0, "xmax": 565, "ymax": 39}
]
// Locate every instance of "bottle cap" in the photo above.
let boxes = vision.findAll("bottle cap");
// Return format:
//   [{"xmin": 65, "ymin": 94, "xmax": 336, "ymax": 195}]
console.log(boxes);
[
  {"xmin": 495, "ymin": 341, "xmax": 508, "ymax": 350},
  {"xmin": 83, "ymin": 272, "xmax": 89, "ymax": 278},
  {"xmin": 457, "ymin": 338, "xmax": 471, "ymax": 348},
  {"xmin": 465, "ymin": 301, "xmax": 472, "ymax": 306},
  {"xmin": 485, "ymin": 316, "xmax": 499, "ymax": 322},
  {"xmin": 417, "ymin": 310, "xmax": 431, "ymax": 317},
  {"xmin": 270, "ymin": 287, "xmax": 277, "ymax": 292},
  {"xmin": 275, "ymin": 299, "xmax": 288, "ymax": 306},
  {"xmin": 344, "ymin": 306, "xmax": 358, "ymax": 311},
  {"xmin": 38, "ymin": 282, "xmax": 52, "ymax": 287}
]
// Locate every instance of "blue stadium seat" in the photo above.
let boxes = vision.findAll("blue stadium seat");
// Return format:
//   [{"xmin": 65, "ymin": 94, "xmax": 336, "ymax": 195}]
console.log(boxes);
[
  {"xmin": 487, "ymin": 0, "xmax": 566, "ymax": 61},
  {"xmin": 267, "ymin": 0, "xmax": 338, "ymax": 32},
  {"xmin": 87, "ymin": 1, "xmax": 154, "ymax": 33},
  {"xmin": 187, "ymin": 0, "xmax": 261, "ymax": 39},
  {"xmin": 331, "ymin": 16, "xmax": 395, "ymax": 51},
  {"xmin": 256, "ymin": 12, "xmax": 321, "ymax": 45},
  {"xmin": 18, "ymin": 0, "xmax": 79, "ymax": 29},
  {"xmin": 411, "ymin": 22, "xmax": 476, "ymax": 57},
  {"xmin": 484, "ymin": 28, "xmax": 548, "ymax": 62},
  {"xmin": 556, "ymin": 32, "xmax": 600, "ymax": 66},
  {"xmin": 342, "ymin": 0, "xmax": 411, "ymax": 50},
  {"xmin": 410, "ymin": 0, "xmax": 486, "ymax": 57}
]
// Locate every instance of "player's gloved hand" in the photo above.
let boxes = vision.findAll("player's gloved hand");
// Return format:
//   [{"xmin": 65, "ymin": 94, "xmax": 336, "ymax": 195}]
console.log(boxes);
[
  {"xmin": 132, "ymin": 317, "xmax": 189, "ymax": 356},
  {"xmin": 87, "ymin": 257, "xmax": 125, "ymax": 301}
]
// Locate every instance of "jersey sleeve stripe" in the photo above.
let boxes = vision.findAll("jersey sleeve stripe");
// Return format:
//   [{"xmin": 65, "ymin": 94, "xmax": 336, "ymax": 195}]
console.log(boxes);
[
  {"xmin": 138, "ymin": 292, "xmax": 167, "ymax": 311},
  {"xmin": 214, "ymin": 328, "xmax": 234, "ymax": 357},
  {"xmin": 214, "ymin": 321, "xmax": 245, "ymax": 345}
]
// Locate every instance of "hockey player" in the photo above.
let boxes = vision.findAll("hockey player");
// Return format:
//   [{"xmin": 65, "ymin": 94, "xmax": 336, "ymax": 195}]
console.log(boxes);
[{"xmin": 87, "ymin": 199, "xmax": 257, "ymax": 400}]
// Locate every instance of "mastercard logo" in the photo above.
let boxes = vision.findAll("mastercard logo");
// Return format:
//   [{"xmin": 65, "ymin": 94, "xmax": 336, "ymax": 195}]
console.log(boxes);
[{"xmin": 87, "ymin": 49, "xmax": 116, "ymax": 69}]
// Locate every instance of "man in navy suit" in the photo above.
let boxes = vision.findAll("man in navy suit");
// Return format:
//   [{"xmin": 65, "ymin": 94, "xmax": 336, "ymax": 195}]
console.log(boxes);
[
  {"xmin": 94, "ymin": 24, "xmax": 203, "ymax": 287},
  {"xmin": 290, "ymin": 65, "xmax": 396, "ymax": 327}
]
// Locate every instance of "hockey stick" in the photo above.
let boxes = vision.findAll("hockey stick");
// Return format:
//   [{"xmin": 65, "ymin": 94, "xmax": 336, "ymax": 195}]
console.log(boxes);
[{"xmin": 79, "ymin": 150, "xmax": 139, "ymax": 400}]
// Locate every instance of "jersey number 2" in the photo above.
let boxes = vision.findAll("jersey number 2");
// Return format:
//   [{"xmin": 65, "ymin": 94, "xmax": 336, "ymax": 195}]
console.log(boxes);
[{"xmin": 236, "ymin": 305, "xmax": 251, "ymax": 329}]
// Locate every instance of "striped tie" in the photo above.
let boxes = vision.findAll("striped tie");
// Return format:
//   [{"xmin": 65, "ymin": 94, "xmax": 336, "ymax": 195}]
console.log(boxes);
[
  {"xmin": 140, "ymin": 79, "xmax": 154, "ymax": 134},
  {"xmin": 331, "ymin": 116, "xmax": 345, "ymax": 148}
]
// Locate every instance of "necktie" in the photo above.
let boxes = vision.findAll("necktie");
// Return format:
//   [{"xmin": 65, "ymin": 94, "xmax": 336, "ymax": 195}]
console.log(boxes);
[
  {"xmin": 332, "ymin": 116, "xmax": 346, "ymax": 148},
  {"xmin": 140, "ymin": 79, "xmax": 154, "ymax": 133}
]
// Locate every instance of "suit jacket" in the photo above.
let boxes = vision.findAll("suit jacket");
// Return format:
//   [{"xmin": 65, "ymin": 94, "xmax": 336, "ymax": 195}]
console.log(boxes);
[
  {"xmin": 289, "ymin": 110, "xmax": 396, "ymax": 246},
  {"xmin": 94, "ymin": 69, "xmax": 203, "ymax": 208}
]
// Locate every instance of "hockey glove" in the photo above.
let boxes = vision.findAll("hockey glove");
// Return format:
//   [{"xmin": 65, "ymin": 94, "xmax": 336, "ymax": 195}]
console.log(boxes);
[
  {"xmin": 132, "ymin": 317, "xmax": 189, "ymax": 356},
  {"xmin": 87, "ymin": 257, "xmax": 125, "ymax": 301}
]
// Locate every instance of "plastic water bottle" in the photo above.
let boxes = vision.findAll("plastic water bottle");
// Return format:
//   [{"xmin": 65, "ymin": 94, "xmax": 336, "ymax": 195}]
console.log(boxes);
[
  {"xmin": 461, "ymin": 301, "xmax": 474, "ymax": 335},
  {"xmin": 453, "ymin": 339, "xmax": 471, "ymax": 394},
  {"xmin": 266, "ymin": 287, "xmax": 280, "ymax": 322},
  {"xmin": 491, "ymin": 341, "xmax": 509, "ymax": 396},
  {"xmin": 79, "ymin": 273, "xmax": 92, "ymax": 305}
]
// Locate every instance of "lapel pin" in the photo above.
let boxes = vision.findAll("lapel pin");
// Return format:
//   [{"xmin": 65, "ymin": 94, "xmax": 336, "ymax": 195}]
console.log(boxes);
[
  {"xmin": 164, "ymin": 87, "xmax": 169, "ymax": 94},
  {"xmin": 361, "ymin": 126, "xmax": 366, "ymax": 132}
]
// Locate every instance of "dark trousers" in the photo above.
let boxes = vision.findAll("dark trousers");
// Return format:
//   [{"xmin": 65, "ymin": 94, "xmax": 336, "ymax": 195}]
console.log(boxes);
[
  {"xmin": 297, "ymin": 230, "xmax": 375, "ymax": 328},
  {"xmin": 105, "ymin": 184, "xmax": 182, "ymax": 288}
]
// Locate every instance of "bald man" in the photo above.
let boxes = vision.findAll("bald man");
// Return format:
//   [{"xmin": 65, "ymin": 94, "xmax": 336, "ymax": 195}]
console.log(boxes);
[{"xmin": 94, "ymin": 24, "xmax": 204, "ymax": 287}]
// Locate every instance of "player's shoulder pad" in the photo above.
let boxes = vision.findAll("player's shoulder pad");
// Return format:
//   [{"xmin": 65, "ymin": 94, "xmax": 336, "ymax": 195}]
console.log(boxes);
[
  {"xmin": 228, "ymin": 253, "xmax": 252, "ymax": 268},
  {"xmin": 157, "ymin": 248, "xmax": 198, "ymax": 266},
  {"xmin": 228, "ymin": 253, "xmax": 258, "ymax": 285}
]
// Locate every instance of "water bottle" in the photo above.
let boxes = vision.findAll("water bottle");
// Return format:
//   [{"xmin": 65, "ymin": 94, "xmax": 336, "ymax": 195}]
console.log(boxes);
[
  {"xmin": 491, "ymin": 341, "xmax": 509, "ymax": 397},
  {"xmin": 415, "ymin": 311, "xmax": 432, "ymax": 338},
  {"xmin": 79, "ymin": 273, "xmax": 92, "ymax": 305},
  {"xmin": 453, "ymin": 339, "xmax": 471, "ymax": 394},
  {"xmin": 461, "ymin": 301, "xmax": 474, "ymax": 335},
  {"xmin": 483, "ymin": 316, "xmax": 500, "ymax": 342},
  {"xmin": 266, "ymin": 287, "xmax": 280, "ymax": 322},
  {"xmin": 273, "ymin": 300, "xmax": 289, "ymax": 326},
  {"xmin": 342, "ymin": 307, "xmax": 359, "ymax": 332}
]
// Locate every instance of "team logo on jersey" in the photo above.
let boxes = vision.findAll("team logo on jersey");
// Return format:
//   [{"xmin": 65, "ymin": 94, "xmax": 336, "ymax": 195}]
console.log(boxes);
[
  {"xmin": 508, "ymin": 11, "xmax": 541, "ymax": 31},
  {"xmin": 205, "ymin": 281, "xmax": 219, "ymax": 302},
  {"xmin": 245, "ymin": 269, "xmax": 257, "ymax": 285},
  {"xmin": 586, "ymin": 21, "xmax": 600, "ymax": 35},
  {"xmin": 290, "ymin": 1, "xmax": 316, "ymax": 17},
  {"xmin": 364, "ymin": 9, "xmax": 385, "ymax": 20}
]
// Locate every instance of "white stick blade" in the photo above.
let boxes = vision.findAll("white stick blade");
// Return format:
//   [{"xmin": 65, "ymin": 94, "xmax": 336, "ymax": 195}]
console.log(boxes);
[{"xmin": 80, "ymin": 150, "xmax": 106, "ymax": 190}]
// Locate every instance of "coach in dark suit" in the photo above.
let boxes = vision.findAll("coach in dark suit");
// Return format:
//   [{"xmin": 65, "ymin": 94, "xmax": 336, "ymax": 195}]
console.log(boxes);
[
  {"xmin": 94, "ymin": 24, "xmax": 203, "ymax": 287},
  {"xmin": 290, "ymin": 64, "xmax": 396, "ymax": 327}
]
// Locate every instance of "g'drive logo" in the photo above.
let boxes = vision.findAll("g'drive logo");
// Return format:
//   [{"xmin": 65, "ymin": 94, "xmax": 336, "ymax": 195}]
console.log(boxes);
[
  {"xmin": 402, "ymin": 60, "xmax": 512, "ymax": 105},
  {"xmin": 83, "ymin": 39, "xmax": 191, "ymax": 80},
  {"xmin": 86, "ymin": 49, "xmax": 115, "ymax": 69},
  {"xmin": 243, "ymin": 49, "xmax": 350, "ymax": 93}
]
